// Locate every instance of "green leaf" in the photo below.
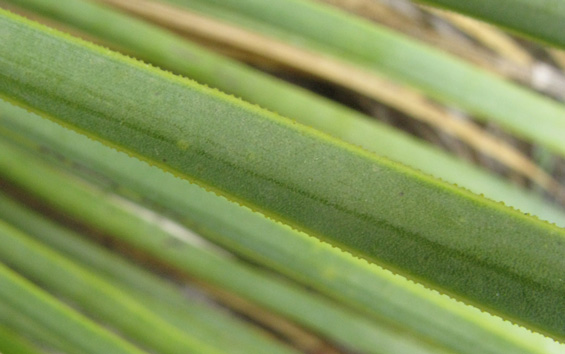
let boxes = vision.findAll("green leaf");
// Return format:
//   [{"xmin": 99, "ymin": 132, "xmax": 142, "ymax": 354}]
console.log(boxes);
[
  {"xmin": 0, "ymin": 194, "xmax": 300, "ymax": 354},
  {"xmin": 0, "ymin": 301, "xmax": 87, "ymax": 354},
  {"xmin": 0, "ymin": 138, "xmax": 451, "ymax": 354},
  {"xmin": 159, "ymin": 0, "xmax": 565, "ymax": 156},
  {"xmin": 0, "ymin": 325, "xmax": 43, "ymax": 354},
  {"xmin": 0, "ymin": 219, "xmax": 224, "ymax": 354},
  {"xmin": 0, "ymin": 257, "xmax": 148, "ymax": 354},
  {"xmin": 4, "ymin": 0, "xmax": 564, "ymax": 225},
  {"xmin": 415, "ymin": 0, "xmax": 565, "ymax": 49},
  {"xmin": 0, "ymin": 102, "xmax": 556, "ymax": 354},
  {"xmin": 1, "ymin": 10, "xmax": 564, "ymax": 341}
]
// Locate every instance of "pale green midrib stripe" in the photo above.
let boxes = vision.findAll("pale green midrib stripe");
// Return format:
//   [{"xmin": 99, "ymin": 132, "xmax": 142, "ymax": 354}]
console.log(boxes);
[
  {"xmin": 165, "ymin": 0, "xmax": 565, "ymax": 156},
  {"xmin": 3, "ymin": 0, "xmax": 564, "ymax": 225},
  {"xmin": 0, "ymin": 259, "xmax": 148, "ymax": 354},
  {"xmin": 0, "ymin": 141, "xmax": 450, "ymax": 354},
  {"xmin": 414, "ymin": 0, "xmax": 565, "ymax": 49},
  {"xmin": 2, "ymin": 10, "xmax": 565, "ymax": 340},
  {"xmin": 0, "ymin": 222, "xmax": 223, "ymax": 354},
  {"xmin": 0, "ymin": 194, "xmax": 300, "ymax": 354},
  {"xmin": 0, "ymin": 108, "xmax": 549, "ymax": 354}
]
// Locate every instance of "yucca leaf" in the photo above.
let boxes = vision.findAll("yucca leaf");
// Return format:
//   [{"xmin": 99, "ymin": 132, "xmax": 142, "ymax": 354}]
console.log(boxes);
[
  {"xmin": 1, "ymin": 10, "xmax": 564, "ymax": 341},
  {"xmin": 0, "ymin": 102, "xmax": 558, "ymax": 354},
  {"xmin": 0, "ymin": 138, "xmax": 455, "ymax": 354},
  {"xmin": 3, "ymin": 0, "xmax": 564, "ymax": 224},
  {"xmin": 157, "ymin": 0, "xmax": 565, "ymax": 157}
]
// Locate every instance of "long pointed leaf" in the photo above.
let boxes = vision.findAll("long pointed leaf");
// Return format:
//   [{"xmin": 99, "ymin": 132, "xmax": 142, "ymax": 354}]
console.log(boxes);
[
  {"xmin": 3, "ymin": 0, "xmax": 564, "ymax": 224},
  {"xmin": 0, "ymin": 102, "xmax": 558, "ymax": 354},
  {"xmin": 1, "ymin": 11, "xmax": 565, "ymax": 341},
  {"xmin": 0, "ymin": 138, "xmax": 452, "ymax": 354}
]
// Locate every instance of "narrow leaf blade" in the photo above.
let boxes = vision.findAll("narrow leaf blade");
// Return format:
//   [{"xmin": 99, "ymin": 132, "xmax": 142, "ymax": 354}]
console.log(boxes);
[{"xmin": 1, "ymin": 10, "xmax": 564, "ymax": 341}]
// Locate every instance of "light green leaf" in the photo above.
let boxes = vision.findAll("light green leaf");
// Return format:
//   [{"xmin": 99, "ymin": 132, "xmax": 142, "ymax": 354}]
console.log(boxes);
[
  {"xmin": 0, "ymin": 194, "xmax": 300, "ymax": 354},
  {"xmin": 0, "ymin": 219, "xmax": 224, "ymax": 354},
  {"xmin": 0, "ymin": 258, "xmax": 148, "ymax": 354}
]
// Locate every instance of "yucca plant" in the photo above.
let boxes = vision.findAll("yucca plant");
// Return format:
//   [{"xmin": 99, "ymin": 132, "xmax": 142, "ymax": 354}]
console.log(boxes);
[{"xmin": 0, "ymin": 0, "xmax": 564, "ymax": 353}]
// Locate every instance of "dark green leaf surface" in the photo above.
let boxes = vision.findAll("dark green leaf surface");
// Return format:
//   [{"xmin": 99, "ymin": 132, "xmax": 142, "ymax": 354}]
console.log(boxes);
[
  {"xmin": 0, "ymin": 102, "xmax": 555, "ymax": 354},
  {"xmin": 4, "ymin": 0, "xmax": 565, "ymax": 225},
  {"xmin": 0, "ymin": 138, "xmax": 450, "ymax": 354},
  {"xmin": 1, "ymin": 11, "xmax": 565, "ymax": 341}
]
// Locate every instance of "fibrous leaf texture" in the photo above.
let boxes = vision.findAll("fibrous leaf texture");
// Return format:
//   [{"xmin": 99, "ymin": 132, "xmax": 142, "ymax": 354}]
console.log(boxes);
[{"xmin": 1, "ymin": 10, "xmax": 564, "ymax": 342}]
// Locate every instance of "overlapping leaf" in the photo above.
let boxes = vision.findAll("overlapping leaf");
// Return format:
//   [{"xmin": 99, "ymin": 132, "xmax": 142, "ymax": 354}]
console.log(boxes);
[{"xmin": 2, "ymin": 10, "xmax": 565, "ymax": 342}]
